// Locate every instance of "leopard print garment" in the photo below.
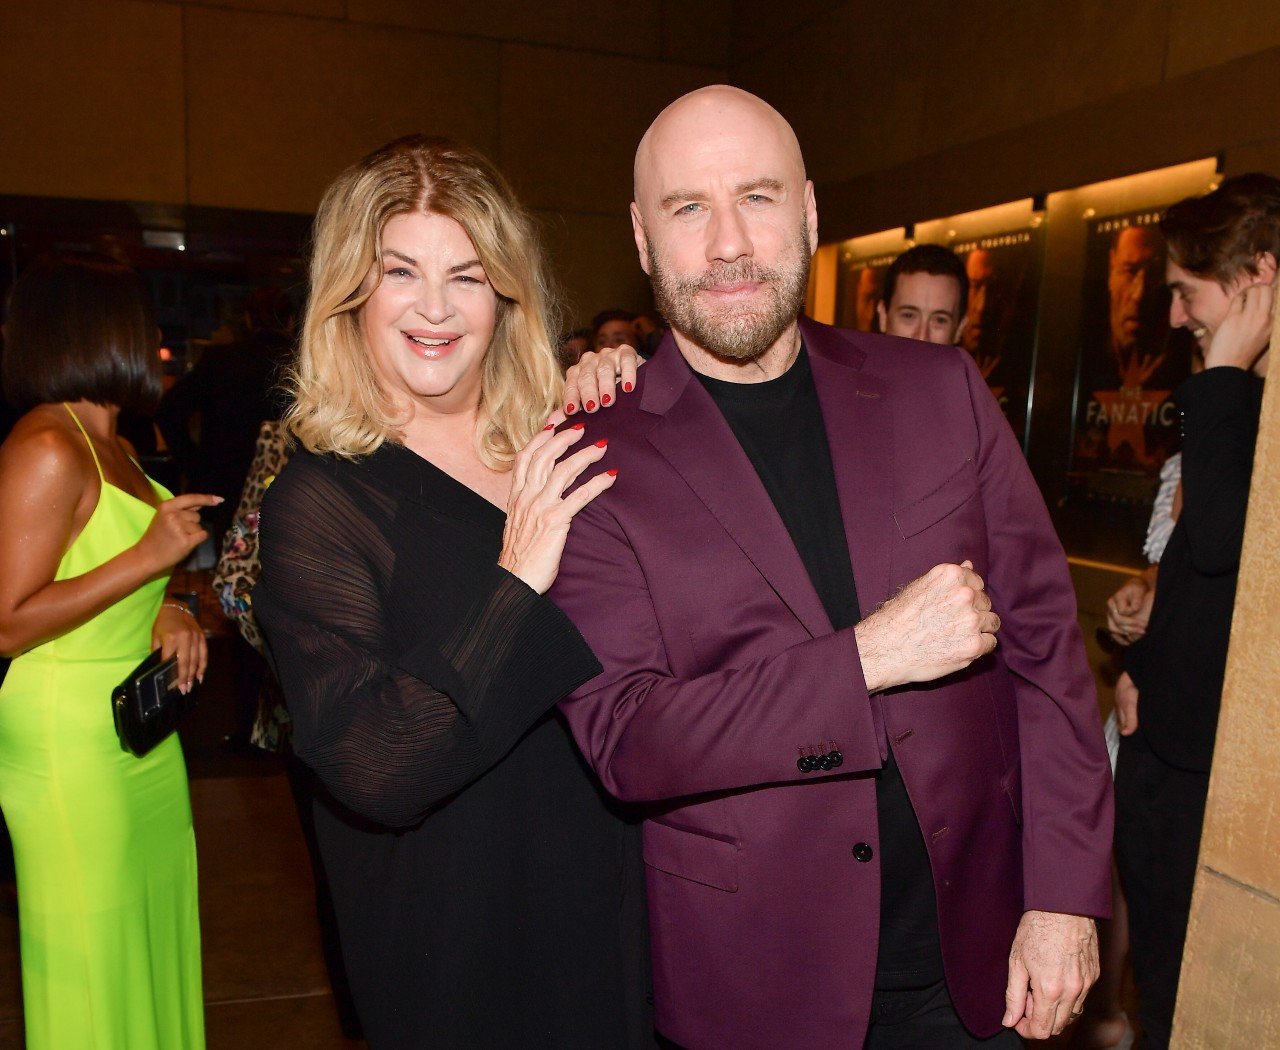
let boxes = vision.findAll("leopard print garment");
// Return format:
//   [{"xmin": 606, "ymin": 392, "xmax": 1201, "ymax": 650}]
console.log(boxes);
[{"xmin": 213, "ymin": 420, "xmax": 291, "ymax": 749}]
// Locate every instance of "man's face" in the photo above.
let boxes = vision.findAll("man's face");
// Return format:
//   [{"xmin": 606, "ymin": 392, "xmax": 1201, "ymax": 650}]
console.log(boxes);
[
  {"xmin": 1165, "ymin": 260, "xmax": 1238, "ymax": 353},
  {"xmin": 877, "ymin": 271, "xmax": 965, "ymax": 345},
  {"xmin": 561, "ymin": 334, "xmax": 591, "ymax": 362},
  {"xmin": 632, "ymin": 94, "xmax": 817, "ymax": 362},
  {"xmin": 960, "ymin": 250, "xmax": 995, "ymax": 354},
  {"xmin": 595, "ymin": 319, "xmax": 635, "ymax": 350},
  {"xmin": 855, "ymin": 266, "xmax": 883, "ymax": 332},
  {"xmin": 1108, "ymin": 227, "xmax": 1160, "ymax": 355}
]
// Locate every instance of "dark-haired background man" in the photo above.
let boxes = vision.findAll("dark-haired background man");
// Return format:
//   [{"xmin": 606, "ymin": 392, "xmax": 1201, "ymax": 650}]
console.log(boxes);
[
  {"xmin": 1114, "ymin": 173, "xmax": 1277, "ymax": 1049},
  {"xmin": 593, "ymin": 308, "xmax": 638, "ymax": 352},
  {"xmin": 876, "ymin": 244, "xmax": 969, "ymax": 345}
]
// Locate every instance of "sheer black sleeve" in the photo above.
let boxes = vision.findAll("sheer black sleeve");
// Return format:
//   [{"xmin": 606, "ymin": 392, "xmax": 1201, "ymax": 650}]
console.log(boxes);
[{"xmin": 253, "ymin": 453, "xmax": 602, "ymax": 828}]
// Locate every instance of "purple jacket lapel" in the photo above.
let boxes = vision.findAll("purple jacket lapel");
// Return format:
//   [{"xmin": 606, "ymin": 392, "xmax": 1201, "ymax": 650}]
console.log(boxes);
[
  {"xmin": 803, "ymin": 317, "xmax": 895, "ymax": 617},
  {"xmin": 641, "ymin": 333, "xmax": 834, "ymax": 638}
]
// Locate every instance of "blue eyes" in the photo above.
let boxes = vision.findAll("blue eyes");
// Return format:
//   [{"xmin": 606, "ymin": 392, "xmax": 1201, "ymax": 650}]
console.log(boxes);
[
  {"xmin": 383, "ymin": 269, "xmax": 484, "ymax": 285},
  {"xmin": 674, "ymin": 195, "xmax": 772, "ymax": 216}
]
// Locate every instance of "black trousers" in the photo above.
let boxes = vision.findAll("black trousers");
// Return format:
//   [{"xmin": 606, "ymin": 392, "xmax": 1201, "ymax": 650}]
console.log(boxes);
[
  {"xmin": 1114, "ymin": 731, "xmax": 1210, "ymax": 1050},
  {"xmin": 864, "ymin": 981, "xmax": 1022, "ymax": 1048},
  {"xmin": 657, "ymin": 981, "xmax": 1022, "ymax": 1049}
]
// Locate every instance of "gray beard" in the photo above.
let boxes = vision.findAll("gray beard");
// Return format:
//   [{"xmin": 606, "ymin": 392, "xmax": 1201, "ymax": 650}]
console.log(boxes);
[{"xmin": 647, "ymin": 227, "xmax": 811, "ymax": 362}]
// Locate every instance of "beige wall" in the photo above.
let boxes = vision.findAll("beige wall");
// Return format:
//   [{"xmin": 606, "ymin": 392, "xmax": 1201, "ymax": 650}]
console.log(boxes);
[
  {"xmin": 1172, "ymin": 303, "xmax": 1280, "ymax": 1047},
  {"xmin": 731, "ymin": 1, "xmax": 1280, "ymax": 241},
  {"xmin": 0, "ymin": 0, "xmax": 728, "ymax": 325}
]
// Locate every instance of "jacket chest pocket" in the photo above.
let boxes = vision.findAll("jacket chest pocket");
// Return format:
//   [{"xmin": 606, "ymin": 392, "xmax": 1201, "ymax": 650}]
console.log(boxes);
[{"xmin": 894, "ymin": 458, "xmax": 980, "ymax": 539}]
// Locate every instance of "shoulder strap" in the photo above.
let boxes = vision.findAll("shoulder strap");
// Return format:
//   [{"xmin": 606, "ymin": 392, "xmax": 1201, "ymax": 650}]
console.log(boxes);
[{"xmin": 62, "ymin": 403, "xmax": 105, "ymax": 481}]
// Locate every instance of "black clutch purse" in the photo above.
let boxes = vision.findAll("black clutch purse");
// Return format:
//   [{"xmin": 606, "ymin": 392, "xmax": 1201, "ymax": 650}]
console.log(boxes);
[{"xmin": 111, "ymin": 648, "xmax": 197, "ymax": 757}]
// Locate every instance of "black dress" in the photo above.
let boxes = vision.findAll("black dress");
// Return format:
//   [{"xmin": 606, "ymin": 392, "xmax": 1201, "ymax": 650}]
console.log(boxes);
[{"xmin": 254, "ymin": 443, "xmax": 651, "ymax": 1050}]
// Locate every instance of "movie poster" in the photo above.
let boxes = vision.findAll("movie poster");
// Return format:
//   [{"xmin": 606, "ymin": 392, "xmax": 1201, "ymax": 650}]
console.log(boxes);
[
  {"xmin": 1067, "ymin": 208, "xmax": 1195, "ymax": 560},
  {"xmin": 834, "ymin": 244, "xmax": 897, "ymax": 333},
  {"xmin": 947, "ymin": 226, "xmax": 1043, "ymax": 442}
]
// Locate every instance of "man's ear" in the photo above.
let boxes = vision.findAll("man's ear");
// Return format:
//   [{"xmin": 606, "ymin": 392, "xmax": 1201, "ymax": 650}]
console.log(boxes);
[
  {"xmin": 804, "ymin": 181, "xmax": 818, "ymax": 255},
  {"xmin": 631, "ymin": 203, "xmax": 651, "ymax": 276},
  {"xmin": 1254, "ymin": 251, "xmax": 1277, "ymax": 286},
  {"xmin": 875, "ymin": 300, "xmax": 887, "ymax": 332},
  {"xmin": 953, "ymin": 315, "xmax": 968, "ymax": 346}
]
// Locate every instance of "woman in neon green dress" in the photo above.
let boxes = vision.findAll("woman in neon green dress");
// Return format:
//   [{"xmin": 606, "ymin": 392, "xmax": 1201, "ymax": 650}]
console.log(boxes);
[{"xmin": 0, "ymin": 253, "xmax": 219, "ymax": 1048}]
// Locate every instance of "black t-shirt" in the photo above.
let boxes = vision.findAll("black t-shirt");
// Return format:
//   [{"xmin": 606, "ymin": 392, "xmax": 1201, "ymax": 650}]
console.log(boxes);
[{"xmin": 698, "ymin": 346, "xmax": 943, "ymax": 989}]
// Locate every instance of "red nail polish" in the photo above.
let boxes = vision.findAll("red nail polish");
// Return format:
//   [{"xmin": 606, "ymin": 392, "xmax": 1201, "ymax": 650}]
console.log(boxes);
[
  {"xmin": 606, "ymin": 469, "xmax": 618, "ymax": 477},
  {"xmin": 595, "ymin": 439, "xmax": 608, "ymax": 447},
  {"xmin": 572, "ymin": 422, "xmax": 585, "ymax": 430},
  {"xmin": 543, "ymin": 423, "xmax": 555, "ymax": 430},
  {"xmin": 565, "ymin": 403, "xmax": 576, "ymax": 414},
  {"xmin": 585, "ymin": 400, "xmax": 596, "ymax": 411},
  {"xmin": 623, "ymin": 382, "xmax": 633, "ymax": 393},
  {"xmin": 601, "ymin": 394, "xmax": 612, "ymax": 405}
]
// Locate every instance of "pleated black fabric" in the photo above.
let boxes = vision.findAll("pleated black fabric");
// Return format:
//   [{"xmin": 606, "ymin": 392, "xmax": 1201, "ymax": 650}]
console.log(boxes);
[{"xmin": 255, "ymin": 443, "xmax": 652, "ymax": 1050}]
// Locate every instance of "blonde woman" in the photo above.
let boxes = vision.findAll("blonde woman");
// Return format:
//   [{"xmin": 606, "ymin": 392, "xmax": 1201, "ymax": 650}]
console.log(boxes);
[{"xmin": 253, "ymin": 137, "xmax": 651, "ymax": 1049}]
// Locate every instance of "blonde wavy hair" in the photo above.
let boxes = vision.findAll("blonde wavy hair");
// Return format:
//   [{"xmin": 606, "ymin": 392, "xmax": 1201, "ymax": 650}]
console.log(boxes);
[{"xmin": 287, "ymin": 135, "xmax": 563, "ymax": 467}]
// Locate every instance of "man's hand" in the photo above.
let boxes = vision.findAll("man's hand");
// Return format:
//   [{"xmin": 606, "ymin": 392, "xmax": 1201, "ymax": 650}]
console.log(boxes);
[
  {"xmin": 854, "ymin": 561, "xmax": 999, "ymax": 693},
  {"xmin": 1003, "ymin": 910, "xmax": 1099, "ymax": 1039},
  {"xmin": 1105, "ymin": 575, "xmax": 1152, "ymax": 645},
  {"xmin": 1204, "ymin": 265, "xmax": 1275, "ymax": 372},
  {"xmin": 1115, "ymin": 671, "xmax": 1139, "ymax": 736}
]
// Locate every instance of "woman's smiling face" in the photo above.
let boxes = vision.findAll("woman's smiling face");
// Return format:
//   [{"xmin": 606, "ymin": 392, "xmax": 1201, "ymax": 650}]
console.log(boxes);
[{"xmin": 360, "ymin": 210, "xmax": 498, "ymax": 418}]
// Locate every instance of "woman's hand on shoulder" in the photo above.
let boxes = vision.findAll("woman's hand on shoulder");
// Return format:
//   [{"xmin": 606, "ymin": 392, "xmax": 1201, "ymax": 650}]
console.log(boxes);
[
  {"xmin": 561, "ymin": 344, "xmax": 642, "ymax": 417},
  {"xmin": 152, "ymin": 602, "xmax": 207, "ymax": 693},
  {"xmin": 499, "ymin": 423, "xmax": 617, "ymax": 594},
  {"xmin": 134, "ymin": 493, "xmax": 224, "ymax": 577}
]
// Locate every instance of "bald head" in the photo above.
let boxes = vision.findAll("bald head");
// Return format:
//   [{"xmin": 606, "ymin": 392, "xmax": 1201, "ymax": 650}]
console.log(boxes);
[
  {"xmin": 628, "ymin": 86, "xmax": 817, "ymax": 374},
  {"xmin": 634, "ymin": 86, "xmax": 806, "ymax": 212}
]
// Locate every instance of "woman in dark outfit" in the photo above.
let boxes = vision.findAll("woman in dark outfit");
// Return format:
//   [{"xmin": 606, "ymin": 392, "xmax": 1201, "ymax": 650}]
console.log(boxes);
[{"xmin": 253, "ymin": 136, "xmax": 650, "ymax": 1049}]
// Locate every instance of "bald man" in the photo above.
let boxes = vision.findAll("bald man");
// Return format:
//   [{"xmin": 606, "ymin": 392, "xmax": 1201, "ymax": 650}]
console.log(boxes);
[{"xmin": 551, "ymin": 86, "xmax": 1112, "ymax": 1049}]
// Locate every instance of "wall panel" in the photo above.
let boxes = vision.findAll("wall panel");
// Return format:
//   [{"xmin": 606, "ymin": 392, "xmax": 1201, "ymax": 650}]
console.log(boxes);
[
  {"xmin": 183, "ymin": 6, "xmax": 501, "ymax": 213},
  {"xmin": 347, "ymin": 0, "xmax": 663, "ymax": 59},
  {"xmin": 498, "ymin": 43, "xmax": 720, "ymax": 215},
  {"xmin": 0, "ymin": 0, "xmax": 186, "ymax": 203}
]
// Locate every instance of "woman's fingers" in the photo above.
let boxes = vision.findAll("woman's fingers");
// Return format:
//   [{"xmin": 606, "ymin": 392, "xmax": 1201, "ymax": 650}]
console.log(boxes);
[
  {"xmin": 614, "ymin": 345, "xmax": 640, "ymax": 396},
  {"xmin": 562, "ymin": 351, "xmax": 601, "ymax": 415},
  {"xmin": 512, "ymin": 419, "xmax": 564, "ymax": 496},
  {"xmin": 515, "ymin": 424, "xmax": 586, "ymax": 500},
  {"xmin": 542, "ymin": 439, "xmax": 609, "ymax": 501},
  {"xmin": 177, "ymin": 622, "xmax": 207, "ymax": 692},
  {"xmin": 587, "ymin": 345, "xmax": 639, "ymax": 411},
  {"xmin": 558, "ymin": 464, "xmax": 617, "ymax": 517},
  {"xmin": 573, "ymin": 365, "xmax": 602, "ymax": 415},
  {"xmin": 194, "ymin": 631, "xmax": 209, "ymax": 686},
  {"xmin": 562, "ymin": 345, "xmax": 641, "ymax": 414},
  {"xmin": 164, "ymin": 493, "xmax": 224, "ymax": 513}
]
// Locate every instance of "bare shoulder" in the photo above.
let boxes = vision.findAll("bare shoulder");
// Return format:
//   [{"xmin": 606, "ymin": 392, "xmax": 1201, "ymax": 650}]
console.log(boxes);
[{"xmin": 0, "ymin": 407, "xmax": 95, "ymax": 499}]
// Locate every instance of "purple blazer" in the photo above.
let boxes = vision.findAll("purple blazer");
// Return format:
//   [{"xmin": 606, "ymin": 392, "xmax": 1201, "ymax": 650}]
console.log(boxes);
[{"xmin": 551, "ymin": 318, "xmax": 1113, "ymax": 1049}]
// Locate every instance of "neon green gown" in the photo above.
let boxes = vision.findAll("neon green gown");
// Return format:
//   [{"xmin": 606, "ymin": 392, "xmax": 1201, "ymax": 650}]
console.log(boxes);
[{"xmin": 0, "ymin": 407, "xmax": 204, "ymax": 1048}]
